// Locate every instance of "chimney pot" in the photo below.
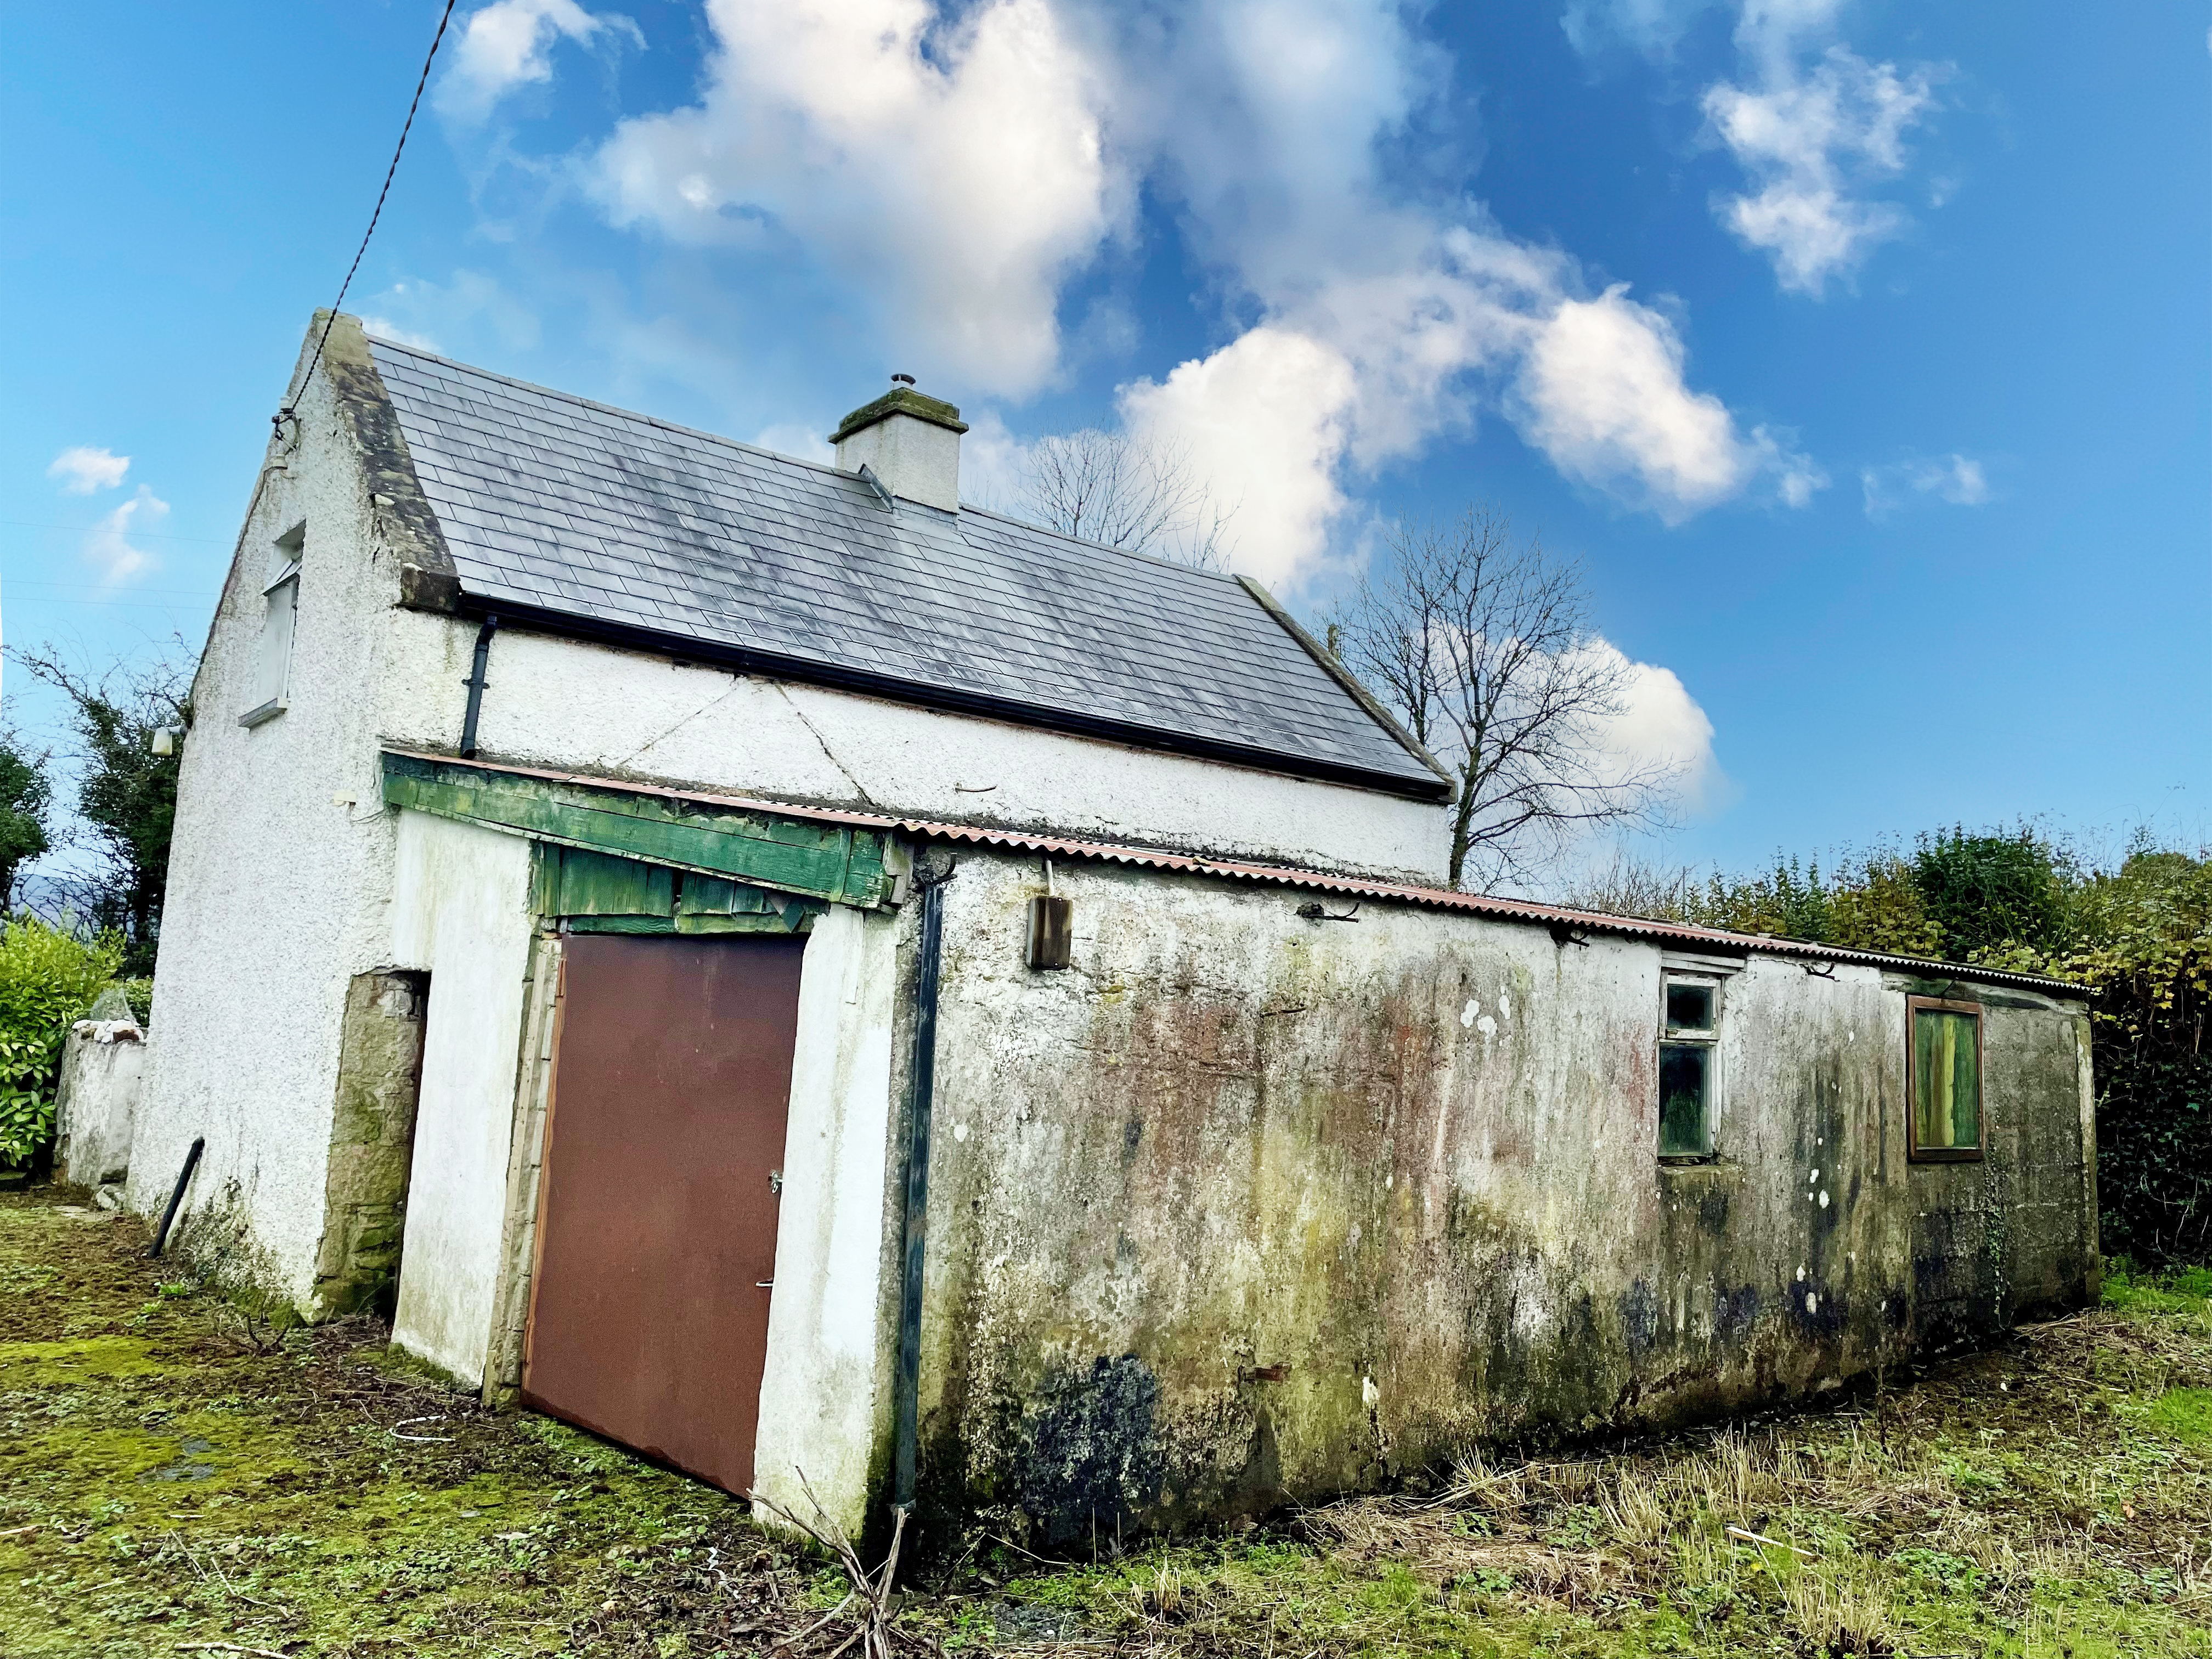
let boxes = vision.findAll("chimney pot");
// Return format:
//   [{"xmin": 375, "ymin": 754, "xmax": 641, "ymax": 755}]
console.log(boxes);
[{"xmin": 830, "ymin": 380, "xmax": 967, "ymax": 514}]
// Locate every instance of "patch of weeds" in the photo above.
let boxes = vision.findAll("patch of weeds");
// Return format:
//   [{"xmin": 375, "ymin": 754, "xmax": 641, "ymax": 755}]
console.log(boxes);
[
  {"xmin": 1451, "ymin": 1565, "xmax": 1517, "ymax": 1595},
  {"xmin": 1937, "ymin": 1451, "xmax": 2006, "ymax": 1494},
  {"xmin": 1541, "ymin": 1502, "xmax": 1610, "ymax": 1549},
  {"xmin": 2102, "ymin": 1262, "xmax": 2212, "ymax": 1320},
  {"xmin": 1888, "ymin": 1545, "xmax": 1980, "ymax": 1594},
  {"xmin": 2143, "ymin": 1385, "xmax": 2212, "ymax": 1450}
]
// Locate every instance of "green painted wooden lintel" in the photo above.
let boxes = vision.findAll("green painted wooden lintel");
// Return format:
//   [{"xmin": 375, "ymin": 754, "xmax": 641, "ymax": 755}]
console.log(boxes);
[
  {"xmin": 565, "ymin": 913, "xmax": 814, "ymax": 936},
  {"xmin": 382, "ymin": 751, "xmax": 891, "ymax": 908}
]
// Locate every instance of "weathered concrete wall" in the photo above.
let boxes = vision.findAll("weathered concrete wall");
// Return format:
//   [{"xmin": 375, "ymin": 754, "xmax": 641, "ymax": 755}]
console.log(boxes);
[
  {"xmin": 55, "ymin": 1020, "xmax": 146, "ymax": 1188},
  {"xmin": 386, "ymin": 810, "xmax": 537, "ymax": 1385},
  {"xmin": 909, "ymin": 851, "xmax": 2095, "ymax": 1539}
]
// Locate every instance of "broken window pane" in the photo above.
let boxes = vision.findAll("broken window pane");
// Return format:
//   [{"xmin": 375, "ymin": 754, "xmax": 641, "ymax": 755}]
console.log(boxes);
[
  {"xmin": 1666, "ymin": 983, "xmax": 1714, "ymax": 1033},
  {"xmin": 1659, "ymin": 1042, "xmax": 1711, "ymax": 1158},
  {"xmin": 1912, "ymin": 1008, "xmax": 1981, "ymax": 1154}
]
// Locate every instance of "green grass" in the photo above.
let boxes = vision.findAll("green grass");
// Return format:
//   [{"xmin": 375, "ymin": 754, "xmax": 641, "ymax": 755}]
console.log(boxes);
[
  {"xmin": 2102, "ymin": 1262, "xmax": 2212, "ymax": 1317},
  {"xmin": 4, "ymin": 1187, "xmax": 2209, "ymax": 1657}
]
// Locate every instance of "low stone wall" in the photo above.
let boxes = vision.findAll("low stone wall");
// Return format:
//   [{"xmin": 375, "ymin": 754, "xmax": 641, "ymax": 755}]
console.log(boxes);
[{"xmin": 55, "ymin": 1019, "xmax": 148, "ymax": 1190}]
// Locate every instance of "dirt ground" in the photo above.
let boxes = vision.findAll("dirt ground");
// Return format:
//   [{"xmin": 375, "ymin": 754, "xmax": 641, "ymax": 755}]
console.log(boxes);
[{"xmin": 2, "ymin": 1182, "xmax": 2208, "ymax": 1658}]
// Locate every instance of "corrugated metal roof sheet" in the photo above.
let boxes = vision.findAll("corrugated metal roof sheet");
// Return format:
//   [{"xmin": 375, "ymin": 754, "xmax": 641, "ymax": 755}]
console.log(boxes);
[
  {"xmin": 391, "ymin": 751, "xmax": 2084, "ymax": 997},
  {"xmin": 365, "ymin": 338, "xmax": 1447, "ymax": 799}
]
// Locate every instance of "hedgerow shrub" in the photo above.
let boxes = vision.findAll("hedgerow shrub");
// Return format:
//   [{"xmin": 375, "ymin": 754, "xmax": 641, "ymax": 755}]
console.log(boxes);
[
  {"xmin": 0, "ymin": 918, "xmax": 126, "ymax": 1165},
  {"xmin": 1983, "ymin": 847, "xmax": 2212, "ymax": 1264}
]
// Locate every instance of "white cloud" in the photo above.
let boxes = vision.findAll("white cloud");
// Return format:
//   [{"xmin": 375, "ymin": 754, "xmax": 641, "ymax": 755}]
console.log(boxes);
[
  {"xmin": 438, "ymin": 0, "xmax": 640, "ymax": 122},
  {"xmin": 1860, "ymin": 452, "xmax": 1989, "ymax": 518},
  {"xmin": 1564, "ymin": 1, "xmax": 1943, "ymax": 296},
  {"xmin": 1517, "ymin": 286, "xmax": 1765, "ymax": 521},
  {"xmin": 749, "ymin": 421, "xmax": 833, "ymax": 465},
  {"xmin": 509, "ymin": 0, "xmax": 1816, "ymax": 585},
  {"xmin": 362, "ymin": 273, "xmax": 540, "ymax": 356},
  {"xmin": 1705, "ymin": 46, "xmax": 1937, "ymax": 295},
  {"xmin": 1114, "ymin": 253, "xmax": 1817, "ymax": 577},
  {"xmin": 1584, "ymin": 639, "xmax": 1725, "ymax": 814},
  {"xmin": 357, "ymin": 315, "xmax": 442, "ymax": 352},
  {"xmin": 953, "ymin": 408, "xmax": 1034, "ymax": 515},
  {"xmin": 1117, "ymin": 328, "xmax": 1358, "ymax": 586},
  {"xmin": 47, "ymin": 445, "xmax": 129, "ymax": 494},
  {"xmin": 83, "ymin": 486, "xmax": 166, "ymax": 586},
  {"xmin": 1559, "ymin": 0, "xmax": 1716, "ymax": 58},
  {"xmin": 589, "ymin": 0, "xmax": 1118, "ymax": 398}
]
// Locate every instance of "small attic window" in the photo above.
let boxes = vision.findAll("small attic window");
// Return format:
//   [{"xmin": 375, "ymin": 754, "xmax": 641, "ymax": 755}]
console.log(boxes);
[{"xmin": 240, "ymin": 525, "xmax": 302, "ymax": 729}]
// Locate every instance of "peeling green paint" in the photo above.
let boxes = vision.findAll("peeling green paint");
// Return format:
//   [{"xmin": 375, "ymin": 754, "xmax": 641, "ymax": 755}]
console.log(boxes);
[{"xmin": 381, "ymin": 751, "xmax": 891, "ymax": 907}]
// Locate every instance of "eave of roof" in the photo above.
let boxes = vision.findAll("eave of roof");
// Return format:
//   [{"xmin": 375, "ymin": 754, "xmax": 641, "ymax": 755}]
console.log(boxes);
[
  {"xmin": 386, "ymin": 750, "xmax": 2086, "ymax": 997},
  {"xmin": 443, "ymin": 592, "xmax": 1457, "ymax": 802}
]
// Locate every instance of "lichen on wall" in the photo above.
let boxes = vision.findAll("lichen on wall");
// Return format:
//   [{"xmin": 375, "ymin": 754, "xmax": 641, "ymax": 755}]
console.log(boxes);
[{"xmin": 909, "ymin": 851, "xmax": 2095, "ymax": 1540}]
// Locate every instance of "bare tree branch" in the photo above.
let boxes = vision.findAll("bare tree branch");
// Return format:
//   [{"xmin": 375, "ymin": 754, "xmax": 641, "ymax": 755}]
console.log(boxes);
[
  {"xmin": 1324, "ymin": 509, "xmax": 1684, "ymax": 891},
  {"xmin": 1013, "ymin": 428, "xmax": 1237, "ymax": 571}
]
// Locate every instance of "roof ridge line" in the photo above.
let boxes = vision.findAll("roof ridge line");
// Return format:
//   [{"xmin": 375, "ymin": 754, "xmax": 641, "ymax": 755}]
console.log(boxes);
[
  {"xmin": 363, "ymin": 329, "xmax": 864, "ymax": 489},
  {"xmin": 368, "ymin": 333, "xmax": 1249, "ymax": 590}
]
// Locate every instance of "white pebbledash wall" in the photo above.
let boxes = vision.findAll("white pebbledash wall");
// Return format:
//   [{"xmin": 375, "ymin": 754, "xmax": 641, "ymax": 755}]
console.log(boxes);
[{"xmin": 136, "ymin": 314, "xmax": 1438, "ymax": 1369}]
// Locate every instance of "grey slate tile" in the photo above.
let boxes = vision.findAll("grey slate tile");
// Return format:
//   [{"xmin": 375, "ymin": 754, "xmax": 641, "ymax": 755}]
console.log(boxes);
[{"xmin": 369, "ymin": 335, "xmax": 1436, "ymax": 791}]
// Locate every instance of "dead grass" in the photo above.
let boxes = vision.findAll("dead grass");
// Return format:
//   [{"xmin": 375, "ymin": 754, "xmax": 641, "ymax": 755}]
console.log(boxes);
[
  {"xmin": 4, "ymin": 1184, "xmax": 2209, "ymax": 1658},
  {"xmin": 946, "ymin": 1289, "xmax": 2212, "ymax": 1658}
]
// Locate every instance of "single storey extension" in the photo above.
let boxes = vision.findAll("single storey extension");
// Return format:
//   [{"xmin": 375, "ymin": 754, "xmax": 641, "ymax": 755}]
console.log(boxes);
[{"xmin": 121, "ymin": 313, "xmax": 2097, "ymax": 1544}]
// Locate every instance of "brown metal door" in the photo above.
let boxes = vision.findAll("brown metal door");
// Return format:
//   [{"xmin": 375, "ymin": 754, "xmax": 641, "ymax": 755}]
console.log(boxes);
[{"xmin": 522, "ymin": 932, "xmax": 806, "ymax": 1494}]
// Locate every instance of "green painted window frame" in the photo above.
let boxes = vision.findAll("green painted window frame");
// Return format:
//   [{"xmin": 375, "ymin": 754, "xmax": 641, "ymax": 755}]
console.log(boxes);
[
  {"xmin": 1906, "ymin": 996, "xmax": 1984, "ymax": 1163},
  {"xmin": 1658, "ymin": 973, "xmax": 1722, "ymax": 1163}
]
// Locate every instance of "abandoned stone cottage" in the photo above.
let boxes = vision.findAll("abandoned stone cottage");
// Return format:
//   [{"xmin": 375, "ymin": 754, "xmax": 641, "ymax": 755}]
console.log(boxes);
[{"xmin": 110, "ymin": 312, "xmax": 2098, "ymax": 1542}]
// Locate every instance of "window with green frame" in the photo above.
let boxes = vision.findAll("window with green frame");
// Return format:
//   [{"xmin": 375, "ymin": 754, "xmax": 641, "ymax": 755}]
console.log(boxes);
[
  {"xmin": 1908, "ymin": 997, "xmax": 1983, "ymax": 1160},
  {"xmin": 1659, "ymin": 976, "xmax": 1720, "ymax": 1160}
]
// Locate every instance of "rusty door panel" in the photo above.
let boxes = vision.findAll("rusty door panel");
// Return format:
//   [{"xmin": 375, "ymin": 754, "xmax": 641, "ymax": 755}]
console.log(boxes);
[{"xmin": 522, "ymin": 932, "xmax": 805, "ymax": 1494}]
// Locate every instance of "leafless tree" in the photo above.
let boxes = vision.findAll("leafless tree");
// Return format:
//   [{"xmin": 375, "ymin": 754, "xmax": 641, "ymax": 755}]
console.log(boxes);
[
  {"xmin": 1554, "ymin": 845, "xmax": 1701, "ymax": 921},
  {"xmin": 1325, "ymin": 509, "xmax": 1682, "ymax": 891},
  {"xmin": 1013, "ymin": 427, "xmax": 1237, "ymax": 571}
]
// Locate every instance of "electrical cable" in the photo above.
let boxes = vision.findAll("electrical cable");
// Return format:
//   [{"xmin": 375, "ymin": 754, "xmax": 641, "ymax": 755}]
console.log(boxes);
[{"xmin": 279, "ymin": 0, "xmax": 460, "ymax": 422}]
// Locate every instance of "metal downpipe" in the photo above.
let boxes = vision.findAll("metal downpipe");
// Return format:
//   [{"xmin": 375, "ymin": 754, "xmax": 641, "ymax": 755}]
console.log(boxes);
[
  {"xmin": 893, "ymin": 866, "xmax": 951, "ymax": 1510},
  {"xmin": 459, "ymin": 614, "xmax": 499, "ymax": 759}
]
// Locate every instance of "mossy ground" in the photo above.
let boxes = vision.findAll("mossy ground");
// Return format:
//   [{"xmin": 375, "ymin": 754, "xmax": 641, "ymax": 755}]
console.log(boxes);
[{"xmin": 3, "ymin": 1188, "xmax": 2208, "ymax": 1658}]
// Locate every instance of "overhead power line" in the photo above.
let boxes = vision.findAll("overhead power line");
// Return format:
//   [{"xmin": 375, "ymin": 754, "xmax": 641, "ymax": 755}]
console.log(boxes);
[{"xmin": 281, "ymin": 0, "xmax": 460, "ymax": 423}]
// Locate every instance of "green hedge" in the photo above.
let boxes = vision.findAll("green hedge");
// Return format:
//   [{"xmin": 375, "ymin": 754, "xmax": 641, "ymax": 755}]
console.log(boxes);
[{"xmin": 0, "ymin": 918, "xmax": 126, "ymax": 1165}]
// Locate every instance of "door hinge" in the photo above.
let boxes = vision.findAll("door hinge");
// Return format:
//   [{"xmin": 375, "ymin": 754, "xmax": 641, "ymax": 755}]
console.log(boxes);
[{"xmin": 769, "ymin": 1169, "xmax": 784, "ymax": 1195}]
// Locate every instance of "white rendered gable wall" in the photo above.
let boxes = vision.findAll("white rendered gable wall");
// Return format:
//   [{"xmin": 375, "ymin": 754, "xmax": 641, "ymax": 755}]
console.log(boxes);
[{"xmin": 136, "ymin": 319, "xmax": 1447, "ymax": 1321}]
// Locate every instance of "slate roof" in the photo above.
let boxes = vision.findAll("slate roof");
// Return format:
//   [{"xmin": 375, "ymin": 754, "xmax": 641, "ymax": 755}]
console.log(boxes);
[{"xmin": 364, "ymin": 337, "xmax": 1447, "ymax": 799}]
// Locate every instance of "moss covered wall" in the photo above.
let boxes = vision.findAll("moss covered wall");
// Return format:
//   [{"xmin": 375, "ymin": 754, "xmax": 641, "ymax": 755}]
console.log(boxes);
[{"xmin": 909, "ymin": 851, "xmax": 2094, "ymax": 1541}]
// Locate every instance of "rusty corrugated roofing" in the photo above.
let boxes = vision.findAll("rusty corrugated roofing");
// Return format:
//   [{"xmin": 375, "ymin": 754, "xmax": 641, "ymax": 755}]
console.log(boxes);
[{"xmin": 388, "ymin": 751, "xmax": 2085, "ymax": 997}]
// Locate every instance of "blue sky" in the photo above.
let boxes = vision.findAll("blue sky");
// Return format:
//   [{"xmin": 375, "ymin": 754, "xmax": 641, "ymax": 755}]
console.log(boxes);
[{"xmin": 3, "ymin": 1, "xmax": 2204, "ymax": 883}]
